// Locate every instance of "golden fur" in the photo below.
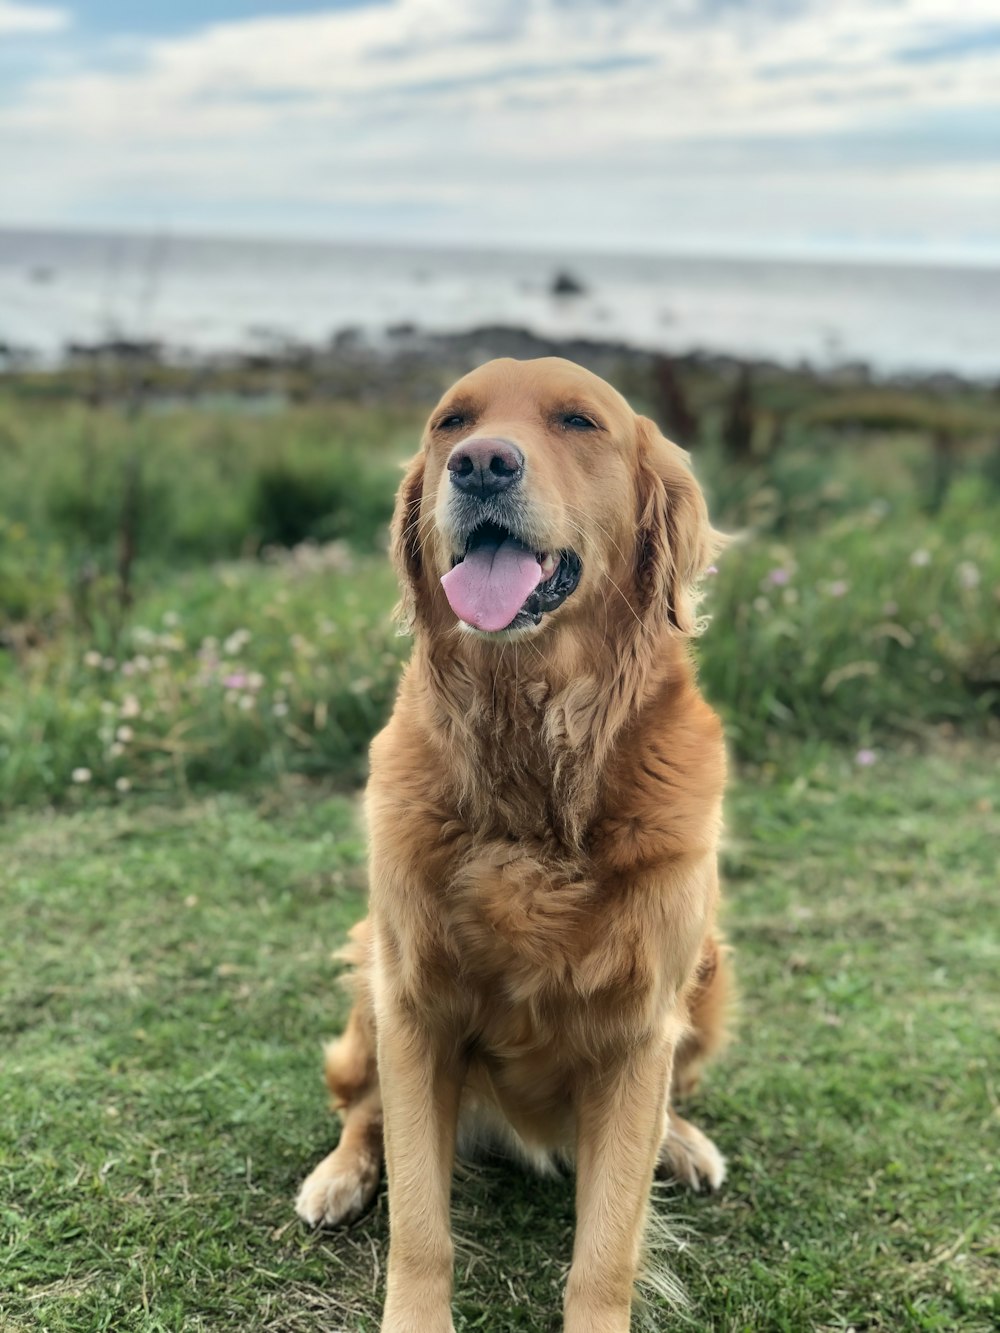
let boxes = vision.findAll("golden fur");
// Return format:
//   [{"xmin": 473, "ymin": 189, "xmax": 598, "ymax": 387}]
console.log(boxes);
[{"xmin": 296, "ymin": 357, "xmax": 733, "ymax": 1333}]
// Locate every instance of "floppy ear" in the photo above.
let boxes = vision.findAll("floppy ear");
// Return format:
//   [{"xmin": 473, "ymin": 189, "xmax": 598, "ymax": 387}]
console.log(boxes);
[
  {"xmin": 635, "ymin": 416, "xmax": 722, "ymax": 635},
  {"xmin": 389, "ymin": 452, "xmax": 427, "ymax": 632}
]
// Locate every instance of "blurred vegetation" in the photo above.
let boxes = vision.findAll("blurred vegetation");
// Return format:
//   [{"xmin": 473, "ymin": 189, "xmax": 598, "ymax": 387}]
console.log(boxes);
[
  {"xmin": 0, "ymin": 357, "xmax": 998, "ymax": 807},
  {"xmin": 0, "ymin": 396, "xmax": 412, "ymax": 566}
]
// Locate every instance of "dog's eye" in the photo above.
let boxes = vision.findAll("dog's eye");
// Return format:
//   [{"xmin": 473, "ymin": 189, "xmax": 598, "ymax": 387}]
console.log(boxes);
[
  {"xmin": 436, "ymin": 414, "xmax": 466, "ymax": 430},
  {"xmin": 562, "ymin": 413, "xmax": 597, "ymax": 430}
]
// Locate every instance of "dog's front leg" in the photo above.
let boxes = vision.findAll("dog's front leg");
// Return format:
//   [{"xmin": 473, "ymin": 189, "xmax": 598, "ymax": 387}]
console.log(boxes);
[
  {"xmin": 378, "ymin": 1004, "xmax": 463, "ymax": 1333},
  {"xmin": 564, "ymin": 1035, "xmax": 672, "ymax": 1333}
]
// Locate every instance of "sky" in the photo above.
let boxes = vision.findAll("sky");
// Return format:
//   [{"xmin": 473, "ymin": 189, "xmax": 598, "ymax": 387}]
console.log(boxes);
[{"xmin": 1, "ymin": 0, "xmax": 999, "ymax": 262}]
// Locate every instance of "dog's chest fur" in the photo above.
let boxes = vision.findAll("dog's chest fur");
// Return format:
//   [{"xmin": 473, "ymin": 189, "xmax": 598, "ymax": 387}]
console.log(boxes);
[
  {"xmin": 371, "ymin": 743, "xmax": 717, "ymax": 1051},
  {"xmin": 367, "ymin": 644, "xmax": 723, "ymax": 1076}
]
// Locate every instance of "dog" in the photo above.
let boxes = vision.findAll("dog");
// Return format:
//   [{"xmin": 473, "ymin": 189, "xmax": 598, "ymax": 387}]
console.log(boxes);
[{"xmin": 296, "ymin": 357, "xmax": 732, "ymax": 1333}]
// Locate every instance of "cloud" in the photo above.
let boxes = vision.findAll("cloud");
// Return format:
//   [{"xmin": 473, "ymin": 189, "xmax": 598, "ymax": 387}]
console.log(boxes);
[
  {"xmin": 1, "ymin": 0, "xmax": 998, "ymax": 258},
  {"xmin": 897, "ymin": 23, "xmax": 1000, "ymax": 63},
  {"xmin": 0, "ymin": 1, "xmax": 68, "ymax": 35},
  {"xmin": 12, "ymin": 0, "xmax": 1000, "ymax": 142}
]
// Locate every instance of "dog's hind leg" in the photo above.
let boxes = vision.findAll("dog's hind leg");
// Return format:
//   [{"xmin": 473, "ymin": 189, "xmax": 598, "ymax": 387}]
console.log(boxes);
[
  {"xmin": 672, "ymin": 932, "xmax": 733, "ymax": 1101},
  {"xmin": 295, "ymin": 922, "xmax": 383, "ymax": 1227},
  {"xmin": 656, "ymin": 933, "xmax": 732, "ymax": 1192}
]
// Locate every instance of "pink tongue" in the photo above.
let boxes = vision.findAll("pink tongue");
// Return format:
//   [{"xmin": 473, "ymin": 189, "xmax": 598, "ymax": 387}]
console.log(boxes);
[{"xmin": 441, "ymin": 535, "xmax": 543, "ymax": 632}]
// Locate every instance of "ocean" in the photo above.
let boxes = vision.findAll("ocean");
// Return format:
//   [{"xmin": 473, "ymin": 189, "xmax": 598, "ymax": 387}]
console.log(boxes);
[{"xmin": 1, "ymin": 227, "xmax": 998, "ymax": 379}]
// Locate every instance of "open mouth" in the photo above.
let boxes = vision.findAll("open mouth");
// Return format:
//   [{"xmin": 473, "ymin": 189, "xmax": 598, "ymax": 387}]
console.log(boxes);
[{"xmin": 441, "ymin": 521, "xmax": 582, "ymax": 633}]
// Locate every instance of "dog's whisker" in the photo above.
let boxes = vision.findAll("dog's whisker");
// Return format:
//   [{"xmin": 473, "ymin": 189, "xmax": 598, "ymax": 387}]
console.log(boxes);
[
  {"xmin": 561, "ymin": 514, "xmax": 645, "ymax": 631},
  {"xmin": 402, "ymin": 512, "xmax": 436, "ymax": 562},
  {"xmin": 558, "ymin": 501, "xmax": 634, "ymax": 569}
]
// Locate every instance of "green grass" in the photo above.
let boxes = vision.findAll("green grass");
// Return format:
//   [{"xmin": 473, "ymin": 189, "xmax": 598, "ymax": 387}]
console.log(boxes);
[
  {"xmin": 0, "ymin": 398, "xmax": 416, "ymax": 569},
  {"xmin": 2, "ymin": 745, "xmax": 997, "ymax": 1331}
]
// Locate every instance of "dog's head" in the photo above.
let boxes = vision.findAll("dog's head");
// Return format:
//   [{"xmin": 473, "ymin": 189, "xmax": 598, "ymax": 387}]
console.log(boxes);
[{"xmin": 392, "ymin": 357, "xmax": 718, "ymax": 641}]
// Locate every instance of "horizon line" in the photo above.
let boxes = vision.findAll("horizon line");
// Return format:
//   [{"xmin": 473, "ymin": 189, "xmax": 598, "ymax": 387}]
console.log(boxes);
[{"xmin": 2, "ymin": 218, "xmax": 999, "ymax": 274}]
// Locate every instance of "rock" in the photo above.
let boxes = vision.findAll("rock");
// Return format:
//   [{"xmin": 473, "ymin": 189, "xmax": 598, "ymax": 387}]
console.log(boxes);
[{"xmin": 550, "ymin": 270, "xmax": 586, "ymax": 296}]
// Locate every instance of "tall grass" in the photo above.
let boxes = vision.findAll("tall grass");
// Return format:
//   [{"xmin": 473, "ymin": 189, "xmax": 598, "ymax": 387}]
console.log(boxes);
[
  {"xmin": 0, "ymin": 388, "xmax": 997, "ymax": 807},
  {"xmin": 0, "ymin": 398, "xmax": 414, "ymax": 564},
  {"xmin": 700, "ymin": 478, "xmax": 997, "ymax": 759}
]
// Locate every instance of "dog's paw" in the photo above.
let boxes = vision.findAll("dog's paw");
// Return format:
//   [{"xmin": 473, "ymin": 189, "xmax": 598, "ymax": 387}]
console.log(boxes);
[
  {"xmin": 656, "ymin": 1114, "xmax": 726, "ymax": 1192},
  {"xmin": 380, "ymin": 1314, "xmax": 455, "ymax": 1333},
  {"xmin": 295, "ymin": 1145, "xmax": 380, "ymax": 1227}
]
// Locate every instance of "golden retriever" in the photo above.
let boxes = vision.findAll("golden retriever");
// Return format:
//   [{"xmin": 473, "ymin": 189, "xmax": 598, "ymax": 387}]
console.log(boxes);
[{"xmin": 295, "ymin": 357, "xmax": 732, "ymax": 1332}]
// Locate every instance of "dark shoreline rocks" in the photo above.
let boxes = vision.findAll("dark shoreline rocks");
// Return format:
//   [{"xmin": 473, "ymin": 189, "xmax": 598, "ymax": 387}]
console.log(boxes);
[
  {"xmin": 0, "ymin": 322, "xmax": 994, "ymax": 409},
  {"xmin": 550, "ymin": 270, "xmax": 587, "ymax": 296}
]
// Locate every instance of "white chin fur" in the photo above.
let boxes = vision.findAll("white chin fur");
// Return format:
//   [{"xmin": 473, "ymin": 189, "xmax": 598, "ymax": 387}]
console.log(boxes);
[{"xmin": 456, "ymin": 618, "xmax": 540, "ymax": 640}]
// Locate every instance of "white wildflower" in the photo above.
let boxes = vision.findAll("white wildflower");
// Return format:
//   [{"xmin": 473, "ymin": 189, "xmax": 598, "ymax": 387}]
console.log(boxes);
[{"xmin": 224, "ymin": 629, "xmax": 251, "ymax": 655}]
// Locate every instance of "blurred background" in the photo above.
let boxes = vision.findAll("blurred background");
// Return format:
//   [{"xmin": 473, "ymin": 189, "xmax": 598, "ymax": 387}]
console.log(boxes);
[
  {"xmin": 2, "ymin": 4, "xmax": 998, "ymax": 1331},
  {"xmin": 1, "ymin": 0, "xmax": 998, "ymax": 798}
]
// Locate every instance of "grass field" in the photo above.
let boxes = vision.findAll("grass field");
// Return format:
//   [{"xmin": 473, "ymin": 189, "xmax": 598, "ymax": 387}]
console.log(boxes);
[{"xmin": 2, "ymin": 745, "xmax": 997, "ymax": 1332}]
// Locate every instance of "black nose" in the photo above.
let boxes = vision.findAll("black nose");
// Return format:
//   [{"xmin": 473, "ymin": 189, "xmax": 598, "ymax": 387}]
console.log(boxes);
[{"xmin": 447, "ymin": 437, "xmax": 524, "ymax": 499}]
